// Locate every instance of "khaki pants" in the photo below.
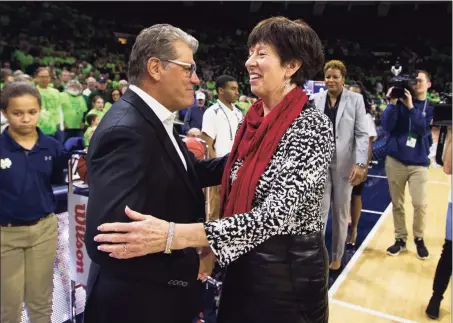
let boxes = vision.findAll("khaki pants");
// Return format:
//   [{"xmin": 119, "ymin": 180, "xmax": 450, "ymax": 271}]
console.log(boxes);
[
  {"xmin": 385, "ymin": 156, "xmax": 428, "ymax": 241},
  {"xmin": 1, "ymin": 214, "xmax": 58, "ymax": 323},
  {"xmin": 208, "ymin": 185, "xmax": 220, "ymax": 221}
]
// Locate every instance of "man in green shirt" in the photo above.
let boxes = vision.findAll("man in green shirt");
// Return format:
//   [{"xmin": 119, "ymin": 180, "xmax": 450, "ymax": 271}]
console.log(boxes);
[
  {"xmin": 61, "ymin": 80, "xmax": 87, "ymax": 141},
  {"xmin": 35, "ymin": 67, "xmax": 63, "ymax": 141}
]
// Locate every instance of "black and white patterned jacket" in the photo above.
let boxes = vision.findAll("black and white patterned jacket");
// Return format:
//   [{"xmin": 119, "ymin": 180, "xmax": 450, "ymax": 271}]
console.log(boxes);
[{"xmin": 204, "ymin": 101, "xmax": 335, "ymax": 267}]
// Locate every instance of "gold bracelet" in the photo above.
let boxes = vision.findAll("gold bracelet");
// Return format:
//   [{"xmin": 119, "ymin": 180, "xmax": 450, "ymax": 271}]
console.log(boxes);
[{"xmin": 164, "ymin": 222, "xmax": 175, "ymax": 254}]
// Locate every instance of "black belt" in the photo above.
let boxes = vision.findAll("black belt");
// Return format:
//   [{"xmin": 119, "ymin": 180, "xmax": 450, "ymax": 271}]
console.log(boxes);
[{"xmin": 0, "ymin": 214, "xmax": 52, "ymax": 227}]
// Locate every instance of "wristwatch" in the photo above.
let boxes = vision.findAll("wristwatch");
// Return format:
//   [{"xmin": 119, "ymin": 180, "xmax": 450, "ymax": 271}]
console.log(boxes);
[{"xmin": 356, "ymin": 163, "xmax": 367, "ymax": 169}]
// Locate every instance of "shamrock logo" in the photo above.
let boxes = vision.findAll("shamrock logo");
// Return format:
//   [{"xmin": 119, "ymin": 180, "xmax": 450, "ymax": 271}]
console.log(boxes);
[{"xmin": 0, "ymin": 158, "xmax": 12, "ymax": 169}]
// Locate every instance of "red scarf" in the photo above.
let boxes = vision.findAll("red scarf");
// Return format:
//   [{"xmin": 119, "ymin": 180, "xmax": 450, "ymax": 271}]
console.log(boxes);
[{"xmin": 219, "ymin": 86, "xmax": 308, "ymax": 218}]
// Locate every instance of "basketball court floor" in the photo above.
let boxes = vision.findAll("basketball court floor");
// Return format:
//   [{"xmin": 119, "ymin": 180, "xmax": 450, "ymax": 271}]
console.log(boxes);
[{"xmin": 328, "ymin": 163, "xmax": 452, "ymax": 323}]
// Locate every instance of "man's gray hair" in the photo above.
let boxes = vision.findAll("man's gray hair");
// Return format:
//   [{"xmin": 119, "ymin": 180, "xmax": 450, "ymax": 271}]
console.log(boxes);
[{"xmin": 127, "ymin": 24, "xmax": 198, "ymax": 85}]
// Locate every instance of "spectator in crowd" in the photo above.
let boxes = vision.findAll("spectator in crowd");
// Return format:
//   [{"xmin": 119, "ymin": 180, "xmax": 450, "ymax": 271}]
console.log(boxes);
[
  {"xmin": 0, "ymin": 82, "xmax": 66, "ymax": 323},
  {"xmin": 86, "ymin": 95, "xmax": 106, "ymax": 124},
  {"xmin": 183, "ymin": 91, "xmax": 208, "ymax": 134},
  {"xmin": 57, "ymin": 69, "xmax": 72, "ymax": 92},
  {"xmin": 87, "ymin": 76, "xmax": 111, "ymax": 107},
  {"xmin": 14, "ymin": 73, "xmax": 33, "ymax": 83},
  {"xmin": 382, "ymin": 70, "xmax": 433, "ymax": 259},
  {"xmin": 347, "ymin": 82, "xmax": 377, "ymax": 246},
  {"xmin": 61, "ymin": 80, "xmax": 87, "ymax": 141},
  {"xmin": 186, "ymin": 127, "xmax": 202, "ymax": 138},
  {"xmin": 118, "ymin": 79, "xmax": 128, "ymax": 95},
  {"xmin": 202, "ymin": 74, "xmax": 242, "ymax": 221},
  {"xmin": 84, "ymin": 113, "xmax": 99, "ymax": 147},
  {"xmin": 1, "ymin": 68, "xmax": 14, "ymax": 89},
  {"xmin": 426, "ymin": 127, "xmax": 452, "ymax": 320},
  {"xmin": 35, "ymin": 67, "xmax": 64, "ymax": 141},
  {"xmin": 311, "ymin": 60, "xmax": 368, "ymax": 270},
  {"xmin": 95, "ymin": 16, "xmax": 333, "ymax": 323},
  {"xmin": 236, "ymin": 94, "xmax": 251, "ymax": 115},
  {"xmin": 82, "ymin": 76, "xmax": 97, "ymax": 98},
  {"xmin": 104, "ymin": 89, "xmax": 121, "ymax": 112}
]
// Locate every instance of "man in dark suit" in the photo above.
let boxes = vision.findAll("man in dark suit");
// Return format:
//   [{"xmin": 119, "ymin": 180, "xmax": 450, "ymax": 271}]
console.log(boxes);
[{"xmin": 83, "ymin": 24, "xmax": 227, "ymax": 323}]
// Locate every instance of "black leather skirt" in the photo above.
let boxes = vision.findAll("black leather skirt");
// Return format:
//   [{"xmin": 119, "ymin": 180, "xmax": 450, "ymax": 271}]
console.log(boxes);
[{"xmin": 217, "ymin": 231, "xmax": 329, "ymax": 323}]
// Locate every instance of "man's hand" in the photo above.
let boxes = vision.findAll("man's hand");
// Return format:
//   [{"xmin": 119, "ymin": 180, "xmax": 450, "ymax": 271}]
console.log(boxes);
[
  {"xmin": 386, "ymin": 87, "xmax": 398, "ymax": 105},
  {"xmin": 400, "ymin": 89, "xmax": 414, "ymax": 110},
  {"xmin": 349, "ymin": 165, "xmax": 365, "ymax": 186}
]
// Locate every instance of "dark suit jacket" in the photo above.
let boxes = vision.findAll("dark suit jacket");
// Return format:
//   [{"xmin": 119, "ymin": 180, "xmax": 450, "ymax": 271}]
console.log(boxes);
[{"xmin": 83, "ymin": 89, "xmax": 227, "ymax": 323}]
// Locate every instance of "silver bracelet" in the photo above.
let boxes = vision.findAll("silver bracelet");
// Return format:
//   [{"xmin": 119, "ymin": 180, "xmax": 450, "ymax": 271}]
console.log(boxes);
[{"xmin": 164, "ymin": 222, "xmax": 175, "ymax": 254}]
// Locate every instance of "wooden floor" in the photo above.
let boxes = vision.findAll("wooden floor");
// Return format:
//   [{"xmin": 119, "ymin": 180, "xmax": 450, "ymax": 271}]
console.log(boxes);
[{"xmin": 330, "ymin": 166, "xmax": 452, "ymax": 323}]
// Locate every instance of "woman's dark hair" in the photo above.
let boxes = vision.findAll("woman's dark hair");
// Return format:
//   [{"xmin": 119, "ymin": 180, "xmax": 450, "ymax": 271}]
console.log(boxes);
[
  {"xmin": 0, "ymin": 81, "xmax": 41, "ymax": 111},
  {"xmin": 247, "ymin": 16, "xmax": 324, "ymax": 87},
  {"xmin": 350, "ymin": 81, "xmax": 371, "ymax": 114}
]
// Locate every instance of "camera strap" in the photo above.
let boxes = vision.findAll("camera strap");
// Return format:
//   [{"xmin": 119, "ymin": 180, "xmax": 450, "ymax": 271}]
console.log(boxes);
[{"xmin": 407, "ymin": 99, "xmax": 428, "ymax": 148}]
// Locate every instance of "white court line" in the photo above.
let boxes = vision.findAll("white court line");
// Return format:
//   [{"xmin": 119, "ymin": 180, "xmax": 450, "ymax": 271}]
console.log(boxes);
[
  {"xmin": 331, "ymin": 299, "xmax": 421, "ymax": 323},
  {"xmin": 367, "ymin": 174, "xmax": 387, "ymax": 179},
  {"xmin": 361, "ymin": 209, "xmax": 384, "ymax": 215},
  {"xmin": 328, "ymin": 203, "xmax": 393, "ymax": 298},
  {"xmin": 428, "ymin": 180, "xmax": 450, "ymax": 186}
]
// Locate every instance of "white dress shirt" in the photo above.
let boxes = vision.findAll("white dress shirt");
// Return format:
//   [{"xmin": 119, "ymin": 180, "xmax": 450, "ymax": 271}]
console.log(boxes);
[
  {"xmin": 129, "ymin": 85, "xmax": 187, "ymax": 170},
  {"xmin": 202, "ymin": 99, "xmax": 243, "ymax": 157}
]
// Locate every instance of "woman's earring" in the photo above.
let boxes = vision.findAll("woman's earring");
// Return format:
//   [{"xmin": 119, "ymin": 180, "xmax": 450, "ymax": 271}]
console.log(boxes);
[{"xmin": 284, "ymin": 78, "xmax": 291, "ymax": 90}]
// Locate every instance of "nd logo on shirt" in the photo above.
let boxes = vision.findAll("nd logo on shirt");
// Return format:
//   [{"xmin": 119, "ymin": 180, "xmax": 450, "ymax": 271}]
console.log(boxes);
[
  {"xmin": 0, "ymin": 158, "xmax": 12, "ymax": 169},
  {"xmin": 44, "ymin": 156, "xmax": 52, "ymax": 161}
]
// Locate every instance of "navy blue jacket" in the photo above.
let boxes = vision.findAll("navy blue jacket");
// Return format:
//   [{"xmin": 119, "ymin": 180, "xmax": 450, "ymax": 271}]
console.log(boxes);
[
  {"xmin": 183, "ymin": 104, "xmax": 207, "ymax": 133},
  {"xmin": 0, "ymin": 127, "xmax": 67, "ymax": 224},
  {"xmin": 382, "ymin": 99, "xmax": 433, "ymax": 166}
]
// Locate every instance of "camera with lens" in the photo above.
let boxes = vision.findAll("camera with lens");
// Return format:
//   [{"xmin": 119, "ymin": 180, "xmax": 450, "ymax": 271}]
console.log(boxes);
[{"xmin": 389, "ymin": 62, "xmax": 417, "ymax": 99}]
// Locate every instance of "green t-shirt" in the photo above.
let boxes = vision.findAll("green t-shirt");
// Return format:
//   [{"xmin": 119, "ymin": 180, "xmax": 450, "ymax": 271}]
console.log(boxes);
[
  {"xmin": 236, "ymin": 101, "xmax": 251, "ymax": 116},
  {"xmin": 61, "ymin": 92, "xmax": 88, "ymax": 129},
  {"xmin": 206, "ymin": 81, "xmax": 216, "ymax": 91},
  {"xmin": 37, "ymin": 86, "xmax": 62, "ymax": 135},
  {"xmin": 104, "ymin": 102, "xmax": 113, "ymax": 112},
  {"xmin": 84, "ymin": 126, "xmax": 97, "ymax": 147},
  {"xmin": 37, "ymin": 110, "xmax": 56, "ymax": 135}
]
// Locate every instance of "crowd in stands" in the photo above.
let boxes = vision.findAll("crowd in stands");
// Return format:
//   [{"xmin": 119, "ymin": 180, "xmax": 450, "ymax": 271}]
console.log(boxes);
[{"xmin": 0, "ymin": 2, "xmax": 451, "ymax": 144}]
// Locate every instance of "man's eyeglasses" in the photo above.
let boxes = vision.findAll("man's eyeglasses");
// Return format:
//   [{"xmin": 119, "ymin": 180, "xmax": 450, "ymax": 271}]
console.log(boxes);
[{"xmin": 163, "ymin": 59, "xmax": 197, "ymax": 78}]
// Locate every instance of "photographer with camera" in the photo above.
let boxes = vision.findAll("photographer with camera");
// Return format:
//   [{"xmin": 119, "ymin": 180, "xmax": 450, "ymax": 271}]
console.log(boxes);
[{"xmin": 382, "ymin": 70, "xmax": 434, "ymax": 259}]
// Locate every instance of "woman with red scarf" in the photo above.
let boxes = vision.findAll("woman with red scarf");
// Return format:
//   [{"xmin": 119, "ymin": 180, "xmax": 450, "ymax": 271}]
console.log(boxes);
[{"xmin": 95, "ymin": 17, "xmax": 334, "ymax": 323}]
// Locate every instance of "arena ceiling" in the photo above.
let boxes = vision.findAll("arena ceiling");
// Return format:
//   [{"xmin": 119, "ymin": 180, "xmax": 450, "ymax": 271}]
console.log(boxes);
[{"xmin": 67, "ymin": 1, "xmax": 451, "ymax": 43}]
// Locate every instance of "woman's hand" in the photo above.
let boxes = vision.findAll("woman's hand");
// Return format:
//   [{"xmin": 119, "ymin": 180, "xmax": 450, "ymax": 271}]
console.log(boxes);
[
  {"xmin": 95, "ymin": 206, "xmax": 169, "ymax": 259},
  {"xmin": 197, "ymin": 247, "xmax": 216, "ymax": 279}
]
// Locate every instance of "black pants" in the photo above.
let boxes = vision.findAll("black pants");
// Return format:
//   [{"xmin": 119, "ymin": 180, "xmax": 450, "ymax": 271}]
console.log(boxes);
[
  {"xmin": 431, "ymin": 239, "xmax": 452, "ymax": 300},
  {"xmin": 217, "ymin": 232, "xmax": 329, "ymax": 323},
  {"xmin": 83, "ymin": 271, "xmax": 201, "ymax": 323}
]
